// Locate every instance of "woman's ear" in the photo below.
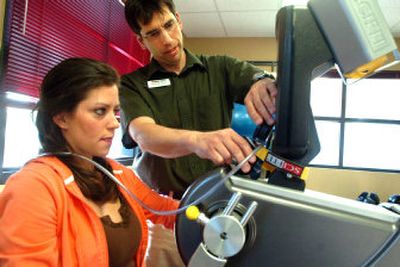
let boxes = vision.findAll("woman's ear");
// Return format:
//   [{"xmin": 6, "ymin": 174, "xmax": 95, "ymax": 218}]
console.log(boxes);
[{"xmin": 52, "ymin": 113, "xmax": 69, "ymax": 130}]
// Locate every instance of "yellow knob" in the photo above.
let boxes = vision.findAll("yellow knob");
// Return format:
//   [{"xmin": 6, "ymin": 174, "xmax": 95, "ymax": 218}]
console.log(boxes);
[
  {"xmin": 186, "ymin": 205, "xmax": 200, "ymax": 221},
  {"xmin": 300, "ymin": 167, "xmax": 310, "ymax": 180}
]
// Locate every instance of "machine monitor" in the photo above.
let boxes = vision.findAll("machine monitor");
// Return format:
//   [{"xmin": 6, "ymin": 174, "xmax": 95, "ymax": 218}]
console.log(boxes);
[{"xmin": 272, "ymin": 0, "xmax": 400, "ymax": 166}]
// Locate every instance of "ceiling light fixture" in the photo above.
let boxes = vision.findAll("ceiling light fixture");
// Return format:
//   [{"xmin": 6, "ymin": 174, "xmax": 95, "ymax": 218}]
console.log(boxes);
[{"xmin": 281, "ymin": 0, "xmax": 309, "ymax": 7}]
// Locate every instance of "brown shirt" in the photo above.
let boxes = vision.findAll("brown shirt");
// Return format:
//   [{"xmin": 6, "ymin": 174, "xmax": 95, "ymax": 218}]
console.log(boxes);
[{"xmin": 101, "ymin": 196, "xmax": 142, "ymax": 267}]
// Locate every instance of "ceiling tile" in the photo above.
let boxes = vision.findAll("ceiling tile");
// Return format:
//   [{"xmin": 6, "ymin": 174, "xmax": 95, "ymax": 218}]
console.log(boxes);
[
  {"xmin": 175, "ymin": 1, "xmax": 400, "ymax": 38},
  {"xmin": 180, "ymin": 13, "xmax": 226, "ymax": 37},
  {"xmin": 381, "ymin": 8, "xmax": 400, "ymax": 28},
  {"xmin": 215, "ymin": 0, "xmax": 281, "ymax": 11},
  {"xmin": 221, "ymin": 11, "xmax": 277, "ymax": 37},
  {"xmin": 378, "ymin": 0, "xmax": 400, "ymax": 8},
  {"xmin": 174, "ymin": 0, "xmax": 217, "ymax": 13}
]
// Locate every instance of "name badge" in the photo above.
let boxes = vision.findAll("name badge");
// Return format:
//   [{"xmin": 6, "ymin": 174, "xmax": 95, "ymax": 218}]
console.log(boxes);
[{"xmin": 147, "ymin": 79, "xmax": 171, "ymax": 88}]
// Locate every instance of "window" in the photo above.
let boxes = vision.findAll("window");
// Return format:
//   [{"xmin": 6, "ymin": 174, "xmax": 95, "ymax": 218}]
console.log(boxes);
[
  {"xmin": 312, "ymin": 121, "xmax": 340, "ymax": 166},
  {"xmin": 346, "ymin": 79, "xmax": 400, "ymax": 120},
  {"xmin": 310, "ymin": 78, "xmax": 342, "ymax": 117},
  {"xmin": 2, "ymin": 93, "xmax": 133, "ymax": 169},
  {"xmin": 3, "ymin": 106, "xmax": 39, "ymax": 168},
  {"xmin": 310, "ymin": 77, "xmax": 342, "ymax": 166},
  {"xmin": 343, "ymin": 122, "xmax": 400, "ymax": 170},
  {"xmin": 309, "ymin": 72, "xmax": 400, "ymax": 172}
]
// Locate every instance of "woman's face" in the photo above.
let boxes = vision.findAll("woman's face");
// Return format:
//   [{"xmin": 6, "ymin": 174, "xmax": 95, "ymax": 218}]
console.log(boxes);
[{"xmin": 54, "ymin": 85, "xmax": 120, "ymax": 158}]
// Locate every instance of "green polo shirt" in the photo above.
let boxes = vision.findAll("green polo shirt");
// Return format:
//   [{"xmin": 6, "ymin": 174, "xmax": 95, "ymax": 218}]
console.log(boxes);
[{"xmin": 120, "ymin": 49, "xmax": 261, "ymax": 197}]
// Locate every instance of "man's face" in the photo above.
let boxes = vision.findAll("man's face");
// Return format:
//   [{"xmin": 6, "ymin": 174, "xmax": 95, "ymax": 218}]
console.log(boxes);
[{"xmin": 137, "ymin": 6, "xmax": 184, "ymax": 69}]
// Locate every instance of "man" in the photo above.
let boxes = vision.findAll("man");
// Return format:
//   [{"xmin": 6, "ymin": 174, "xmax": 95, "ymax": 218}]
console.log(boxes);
[{"xmin": 120, "ymin": 0, "xmax": 277, "ymax": 199}]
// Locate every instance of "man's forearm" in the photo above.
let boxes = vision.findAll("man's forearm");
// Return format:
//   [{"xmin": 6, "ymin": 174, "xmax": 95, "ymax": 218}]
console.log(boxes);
[
  {"xmin": 129, "ymin": 120, "xmax": 197, "ymax": 158},
  {"xmin": 128, "ymin": 117, "xmax": 255, "ymax": 172}
]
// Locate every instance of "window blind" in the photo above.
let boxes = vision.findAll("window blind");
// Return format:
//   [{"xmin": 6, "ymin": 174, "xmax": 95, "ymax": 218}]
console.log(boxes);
[{"xmin": 2, "ymin": 0, "xmax": 149, "ymax": 97}]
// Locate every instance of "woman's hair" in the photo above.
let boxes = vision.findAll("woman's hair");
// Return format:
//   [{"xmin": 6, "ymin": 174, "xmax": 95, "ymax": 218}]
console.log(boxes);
[
  {"xmin": 125, "ymin": 0, "xmax": 176, "ymax": 35},
  {"xmin": 36, "ymin": 57, "xmax": 120, "ymax": 202}
]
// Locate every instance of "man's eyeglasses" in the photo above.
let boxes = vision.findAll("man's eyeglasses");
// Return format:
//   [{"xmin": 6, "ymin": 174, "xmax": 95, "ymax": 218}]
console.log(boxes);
[{"xmin": 141, "ymin": 19, "xmax": 178, "ymax": 41}]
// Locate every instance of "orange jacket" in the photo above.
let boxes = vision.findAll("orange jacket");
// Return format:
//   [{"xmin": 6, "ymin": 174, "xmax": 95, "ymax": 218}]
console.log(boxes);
[{"xmin": 0, "ymin": 156, "xmax": 179, "ymax": 267}]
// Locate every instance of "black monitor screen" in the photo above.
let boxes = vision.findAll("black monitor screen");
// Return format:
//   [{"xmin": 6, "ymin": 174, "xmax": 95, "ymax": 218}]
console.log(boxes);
[{"xmin": 272, "ymin": 6, "xmax": 335, "ymax": 165}]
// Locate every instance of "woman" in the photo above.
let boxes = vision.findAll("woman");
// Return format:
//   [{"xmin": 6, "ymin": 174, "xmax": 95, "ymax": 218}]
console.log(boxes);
[{"xmin": 0, "ymin": 58, "xmax": 178, "ymax": 267}]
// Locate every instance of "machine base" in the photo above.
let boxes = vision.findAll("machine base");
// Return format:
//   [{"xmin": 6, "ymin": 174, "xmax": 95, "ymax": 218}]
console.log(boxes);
[{"xmin": 176, "ymin": 168, "xmax": 400, "ymax": 267}]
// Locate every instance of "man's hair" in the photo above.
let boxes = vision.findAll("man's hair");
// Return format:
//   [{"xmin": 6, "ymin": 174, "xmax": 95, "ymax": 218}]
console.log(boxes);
[{"xmin": 125, "ymin": 0, "xmax": 176, "ymax": 35}]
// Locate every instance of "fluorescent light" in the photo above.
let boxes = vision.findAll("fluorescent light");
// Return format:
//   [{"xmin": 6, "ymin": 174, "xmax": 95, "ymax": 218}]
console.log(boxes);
[
  {"xmin": 281, "ymin": 0, "xmax": 309, "ymax": 6},
  {"xmin": 5, "ymin": 91, "xmax": 38, "ymax": 104}
]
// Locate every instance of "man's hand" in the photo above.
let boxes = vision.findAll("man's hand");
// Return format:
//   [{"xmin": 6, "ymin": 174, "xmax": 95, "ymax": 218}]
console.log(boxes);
[
  {"xmin": 191, "ymin": 128, "xmax": 256, "ymax": 173},
  {"xmin": 130, "ymin": 117, "xmax": 255, "ymax": 173},
  {"xmin": 244, "ymin": 78, "xmax": 277, "ymax": 125}
]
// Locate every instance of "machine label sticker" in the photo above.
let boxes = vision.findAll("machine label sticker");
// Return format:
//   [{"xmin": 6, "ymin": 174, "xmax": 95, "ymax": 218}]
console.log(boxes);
[
  {"xmin": 266, "ymin": 154, "xmax": 284, "ymax": 168},
  {"xmin": 147, "ymin": 78, "xmax": 171, "ymax": 88},
  {"xmin": 282, "ymin": 162, "xmax": 303, "ymax": 176},
  {"xmin": 266, "ymin": 153, "xmax": 303, "ymax": 177}
]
